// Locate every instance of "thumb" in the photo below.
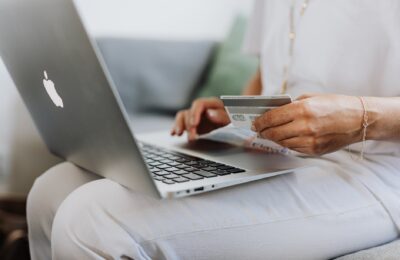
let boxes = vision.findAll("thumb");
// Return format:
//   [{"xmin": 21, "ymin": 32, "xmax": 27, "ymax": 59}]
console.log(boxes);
[{"xmin": 206, "ymin": 109, "xmax": 230, "ymax": 126}]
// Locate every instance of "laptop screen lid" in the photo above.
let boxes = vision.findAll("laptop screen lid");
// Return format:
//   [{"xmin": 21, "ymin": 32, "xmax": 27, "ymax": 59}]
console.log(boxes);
[{"xmin": 0, "ymin": 0, "xmax": 160, "ymax": 198}]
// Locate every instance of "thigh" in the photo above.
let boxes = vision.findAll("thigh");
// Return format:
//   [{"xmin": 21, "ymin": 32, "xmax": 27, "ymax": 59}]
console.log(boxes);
[
  {"xmin": 28, "ymin": 162, "xmax": 101, "ymax": 219},
  {"xmin": 27, "ymin": 162, "xmax": 101, "ymax": 260},
  {"xmin": 51, "ymin": 156, "xmax": 399, "ymax": 260}
]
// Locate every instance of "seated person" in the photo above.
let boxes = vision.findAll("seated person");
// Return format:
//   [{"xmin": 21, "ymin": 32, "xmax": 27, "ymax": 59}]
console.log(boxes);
[{"xmin": 27, "ymin": 0, "xmax": 400, "ymax": 259}]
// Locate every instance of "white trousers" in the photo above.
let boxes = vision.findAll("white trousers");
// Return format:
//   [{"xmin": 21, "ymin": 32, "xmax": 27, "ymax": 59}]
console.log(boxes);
[{"xmin": 27, "ymin": 151, "xmax": 400, "ymax": 260}]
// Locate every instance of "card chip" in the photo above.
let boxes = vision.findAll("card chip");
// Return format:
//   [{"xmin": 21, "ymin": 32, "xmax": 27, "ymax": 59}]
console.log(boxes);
[{"xmin": 232, "ymin": 114, "xmax": 246, "ymax": 121}]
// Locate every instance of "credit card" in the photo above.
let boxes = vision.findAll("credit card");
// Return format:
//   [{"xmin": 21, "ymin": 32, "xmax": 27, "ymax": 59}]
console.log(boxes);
[{"xmin": 220, "ymin": 95, "xmax": 292, "ymax": 129}]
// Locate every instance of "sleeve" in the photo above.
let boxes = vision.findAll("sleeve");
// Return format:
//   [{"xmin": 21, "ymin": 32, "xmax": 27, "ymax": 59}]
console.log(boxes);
[{"xmin": 242, "ymin": 0, "xmax": 265, "ymax": 56}]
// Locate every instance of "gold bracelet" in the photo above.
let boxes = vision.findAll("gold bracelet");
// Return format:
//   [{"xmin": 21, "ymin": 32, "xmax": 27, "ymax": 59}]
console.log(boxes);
[
  {"xmin": 359, "ymin": 97, "xmax": 369, "ymax": 160},
  {"xmin": 348, "ymin": 97, "xmax": 369, "ymax": 160}
]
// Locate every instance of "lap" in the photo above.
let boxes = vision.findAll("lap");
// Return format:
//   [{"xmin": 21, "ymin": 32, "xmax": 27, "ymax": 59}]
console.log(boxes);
[{"xmin": 51, "ymin": 152, "xmax": 400, "ymax": 259}]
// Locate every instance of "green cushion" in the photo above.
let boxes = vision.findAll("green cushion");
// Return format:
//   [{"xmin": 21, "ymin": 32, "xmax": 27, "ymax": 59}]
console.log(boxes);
[{"xmin": 196, "ymin": 16, "xmax": 259, "ymax": 98}]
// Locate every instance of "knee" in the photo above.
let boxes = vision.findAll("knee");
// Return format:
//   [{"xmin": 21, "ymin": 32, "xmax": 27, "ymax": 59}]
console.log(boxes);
[
  {"xmin": 27, "ymin": 162, "xmax": 99, "ymax": 240},
  {"xmin": 51, "ymin": 180, "xmax": 149, "ymax": 260},
  {"xmin": 50, "ymin": 181, "xmax": 98, "ymax": 260},
  {"xmin": 27, "ymin": 162, "xmax": 71, "ymax": 237}
]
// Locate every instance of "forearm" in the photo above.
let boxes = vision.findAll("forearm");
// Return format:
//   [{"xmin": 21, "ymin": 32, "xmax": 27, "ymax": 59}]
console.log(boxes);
[
  {"xmin": 242, "ymin": 68, "xmax": 262, "ymax": 95},
  {"xmin": 365, "ymin": 97, "xmax": 400, "ymax": 141}
]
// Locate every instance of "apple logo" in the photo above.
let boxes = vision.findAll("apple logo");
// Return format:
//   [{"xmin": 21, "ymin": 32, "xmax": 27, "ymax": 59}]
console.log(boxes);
[{"xmin": 43, "ymin": 70, "xmax": 63, "ymax": 108}]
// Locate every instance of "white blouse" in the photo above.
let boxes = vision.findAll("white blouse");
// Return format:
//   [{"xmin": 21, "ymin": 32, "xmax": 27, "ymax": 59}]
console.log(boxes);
[{"xmin": 244, "ymin": 0, "xmax": 400, "ymax": 155}]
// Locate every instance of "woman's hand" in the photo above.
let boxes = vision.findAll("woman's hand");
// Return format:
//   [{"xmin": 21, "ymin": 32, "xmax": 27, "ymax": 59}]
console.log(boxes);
[
  {"xmin": 171, "ymin": 97, "xmax": 230, "ymax": 141},
  {"xmin": 252, "ymin": 94, "xmax": 366, "ymax": 155}
]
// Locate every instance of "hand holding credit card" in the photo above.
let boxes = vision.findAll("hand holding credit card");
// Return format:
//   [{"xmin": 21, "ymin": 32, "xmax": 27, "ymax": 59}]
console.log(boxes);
[{"xmin": 221, "ymin": 95, "xmax": 292, "ymax": 129}]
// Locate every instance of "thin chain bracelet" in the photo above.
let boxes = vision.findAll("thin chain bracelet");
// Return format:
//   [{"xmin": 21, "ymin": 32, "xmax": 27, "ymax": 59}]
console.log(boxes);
[
  {"xmin": 348, "ymin": 96, "xmax": 369, "ymax": 161},
  {"xmin": 359, "ymin": 97, "xmax": 369, "ymax": 160}
]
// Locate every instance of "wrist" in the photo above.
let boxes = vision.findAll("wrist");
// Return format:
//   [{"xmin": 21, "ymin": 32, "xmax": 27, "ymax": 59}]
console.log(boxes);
[
  {"xmin": 347, "ymin": 96, "xmax": 378, "ymax": 144},
  {"xmin": 362, "ymin": 97, "xmax": 382, "ymax": 140}
]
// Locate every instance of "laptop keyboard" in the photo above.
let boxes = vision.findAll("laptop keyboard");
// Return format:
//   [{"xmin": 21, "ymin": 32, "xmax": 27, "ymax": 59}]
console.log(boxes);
[{"xmin": 140, "ymin": 143, "xmax": 246, "ymax": 185}]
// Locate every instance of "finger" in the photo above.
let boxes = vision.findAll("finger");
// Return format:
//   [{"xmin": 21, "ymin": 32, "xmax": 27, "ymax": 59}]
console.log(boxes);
[
  {"xmin": 252, "ymin": 102, "xmax": 300, "ymax": 132},
  {"xmin": 184, "ymin": 110, "xmax": 191, "ymax": 131},
  {"xmin": 258, "ymin": 119, "xmax": 310, "ymax": 142},
  {"xmin": 206, "ymin": 109, "xmax": 230, "ymax": 126},
  {"xmin": 188, "ymin": 128, "xmax": 198, "ymax": 141},
  {"xmin": 184, "ymin": 111, "xmax": 198, "ymax": 141},
  {"xmin": 189, "ymin": 98, "xmax": 224, "ymax": 128},
  {"xmin": 172, "ymin": 111, "xmax": 186, "ymax": 136},
  {"xmin": 171, "ymin": 111, "xmax": 180, "ymax": 135},
  {"xmin": 171, "ymin": 112, "xmax": 180, "ymax": 135},
  {"xmin": 278, "ymin": 136, "xmax": 314, "ymax": 149}
]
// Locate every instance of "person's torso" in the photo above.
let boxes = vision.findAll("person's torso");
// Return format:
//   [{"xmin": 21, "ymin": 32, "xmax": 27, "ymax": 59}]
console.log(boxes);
[
  {"xmin": 257, "ymin": 0, "xmax": 400, "ymax": 154},
  {"xmin": 259, "ymin": 0, "xmax": 400, "ymax": 98}
]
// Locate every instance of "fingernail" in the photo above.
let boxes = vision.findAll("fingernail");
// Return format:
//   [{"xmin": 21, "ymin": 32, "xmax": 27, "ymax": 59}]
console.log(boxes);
[
  {"xmin": 207, "ymin": 110, "xmax": 217, "ymax": 118},
  {"xmin": 176, "ymin": 128, "xmax": 183, "ymax": 136},
  {"xmin": 188, "ymin": 128, "xmax": 198, "ymax": 140}
]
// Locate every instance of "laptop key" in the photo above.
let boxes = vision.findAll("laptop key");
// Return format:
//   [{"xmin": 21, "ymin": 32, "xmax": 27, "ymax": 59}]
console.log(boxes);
[
  {"xmin": 175, "ymin": 158, "xmax": 189, "ymax": 163},
  {"xmin": 154, "ymin": 171, "xmax": 170, "ymax": 176},
  {"xmin": 175, "ymin": 164, "xmax": 187, "ymax": 169},
  {"xmin": 192, "ymin": 164, "xmax": 208, "ymax": 169},
  {"xmin": 182, "ymin": 173, "xmax": 203, "ymax": 180},
  {"xmin": 168, "ymin": 162, "xmax": 180, "ymax": 167},
  {"xmin": 162, "ymin": 179, "xmax": 175, "ymax": 185},
  {"xmin": 207, "ymin": 162, "xmax": 222, "ymax": 167},
  {"xmin": 149, "ymin": 162, "xmax": 162, "ymax": 166},
  {"xmin": 175, "ymin": 170, "xmax": 188, "ymax": 175},
  {"xmin": 165, "ymin": 167, "xmax": 179, "ymax": 172},
  {"xmin": 185, "ymin": 161, "xmax": 199, "ymax": 166},
  {"xmin": 216, "ymin": 165, "xmax": 234, "ymax": 170},
  {"xmin": 153, "ymin": 176, "xmax": 165, "ymax": 181},
  {"xmin": 157, "ymin": 165, "xmax": 170, "ymax": 170},
  {"xmin": 164, "ymin": 173, "xmax": 180, "ymax": 179},
  {"xmin": 202, "ymin": 167, "xmax": 217, "ymax": 172},
  {"xmin": 194, "ymin": 170, "xmax": 217, "ymax": 178},
  {"xmin": 160, "ymin": 159, "xmax": 173, "ymax": 164},
  {"xmin": 173, "ymin": 177, "xmax": 189, "ymax": 183},
  {"xmin": 184, "ymin": 167, "xmax": 197, "ymax": 172},
  {"xmin": 212, "ymin": 170, "xmax": 230, "ymax": 176}
]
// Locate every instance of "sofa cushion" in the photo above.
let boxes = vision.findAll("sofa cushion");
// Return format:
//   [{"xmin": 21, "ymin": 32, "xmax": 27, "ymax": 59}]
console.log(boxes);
[
  {"xmin": 196, "ymin": 16, "xmax": 259, "ymax": 98},
  {"xmin": 96, "ymin": 38, "xmax": 216, "ymax": 113}
]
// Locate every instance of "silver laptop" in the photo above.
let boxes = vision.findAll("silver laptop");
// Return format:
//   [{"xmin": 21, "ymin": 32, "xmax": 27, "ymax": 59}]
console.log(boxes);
[{"xmin": 0, "ymin": 0, "xmax": 308, "ymax": 199}]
